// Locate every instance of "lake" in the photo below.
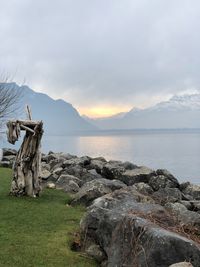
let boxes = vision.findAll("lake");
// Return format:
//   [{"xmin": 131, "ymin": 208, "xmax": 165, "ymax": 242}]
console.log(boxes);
[{"xmin": 1, "ymin": 129, "xmax": 200, "ymax": 184}]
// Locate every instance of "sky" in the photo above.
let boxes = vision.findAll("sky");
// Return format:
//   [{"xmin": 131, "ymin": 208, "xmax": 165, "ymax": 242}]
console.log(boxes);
[{"xmin": 0, "ymin": 0, "xmax": 200, "ymax": 118}]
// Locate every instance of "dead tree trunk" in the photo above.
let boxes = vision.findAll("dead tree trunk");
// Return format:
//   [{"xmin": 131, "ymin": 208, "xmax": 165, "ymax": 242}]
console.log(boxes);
[{"xmin": 7, "ymin": 119, "xmax": 43, "ymax": 197}]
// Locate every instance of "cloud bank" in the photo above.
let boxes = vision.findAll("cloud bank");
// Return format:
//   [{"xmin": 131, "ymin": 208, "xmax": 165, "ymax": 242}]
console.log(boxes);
[{"xmin": 0, "ymin": 0, "xmax": 200, "ymax": 113}]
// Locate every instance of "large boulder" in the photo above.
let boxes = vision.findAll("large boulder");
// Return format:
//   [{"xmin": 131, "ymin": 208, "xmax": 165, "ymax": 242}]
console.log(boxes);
[
  {"xmin": 62, "ymin": 165, "xmax": 87, "ymax": 179},
  {"xmin": 156, "ymin": 169, "xmax": 180, "ymax": 186},
  {"xmin": 54, "ymin": 174, "xmax": 81, "ymax": 193},
  {"xmin": 134, "ymin": 182, "xmax": 154, "ymax": 195},
  {"xmin": 2, "ymin": 148, "xmax": 17, "ymax": 156},
  {"xmin": 101, "ymin": 161, "xmax": 125, "ymax": 179},
  {"xmin": 42, "ymin": 153, "xmax": 60, "ymax": 163},
  {"xmin": 190, "ymin": 201, "xmax": 200, "ymax": 213},
  {"xmin": 52, "ymin": 167, "xmax": 63, "ymax": 176},
  {"xmin": 119, "ymin": 166, "xmax": 155, "ymax": 185},
  {"xmin": 180, "ymin": 183, "xmax": 200, "ymax": 200},
  {"xmin": 42, "ymin": 152, "xmax": 76, "ymax": 163},
  {"xmin": 2, "ymin": 155, "xmax": 16, "ymax": 163},
  {"xmin": 56, "ymin": 174, "xmax": 82, "ymax": 188},
  {"xmin": 149, "ymin": 173, "xmax": 179, "ymax": 191},
  {"xmin": 165, "ymin": 202, "xmax": 200, "ymax": 228},
  {"xmin": 61, "ymin": 165, "xmax": 102, "ymax": 184},
  {"xmin": 153, "ymin": 187, "xmax": 182, "ymax": 204},
  {"xmin": 88, "ymin": 157, "xmax": 107, "ymax": 174},
  {"xmin": 87, "ymin": 169, "xmax": 103, "ymax": 179},
  {"xmin": 80, "ymin": 188, "xmax": 200, "ymax": 267},
  {"xmin": 40, "ymin": 169, "xmax": 52, "ymax": 180},
  {"xmin": 72, "ymin": 178, "xmax": 127, "ymax": 206},
  {"xmin": 62, "ymin": 156, "xmax": 91, "ymax": 168},
  {"xmin": 41, "ymin": 162, "xmax": 51, "ymax": 171}
]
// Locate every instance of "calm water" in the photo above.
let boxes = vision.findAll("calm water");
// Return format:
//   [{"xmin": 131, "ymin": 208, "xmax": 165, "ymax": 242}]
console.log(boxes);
[{"xmin": 1, "ymin": 130, "xmax": 200, "ymax": 184}]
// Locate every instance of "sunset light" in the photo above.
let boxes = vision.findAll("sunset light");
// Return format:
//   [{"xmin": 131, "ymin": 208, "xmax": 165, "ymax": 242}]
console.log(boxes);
[{"xmin": 79, "ymin": 106, "xmax": 131, "ymax": 118}]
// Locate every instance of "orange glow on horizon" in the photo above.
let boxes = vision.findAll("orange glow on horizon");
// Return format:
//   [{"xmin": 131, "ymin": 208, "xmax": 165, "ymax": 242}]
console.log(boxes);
[{"xmin": 79, "ymin": 106, "xmax": 132, "ymax": 118}]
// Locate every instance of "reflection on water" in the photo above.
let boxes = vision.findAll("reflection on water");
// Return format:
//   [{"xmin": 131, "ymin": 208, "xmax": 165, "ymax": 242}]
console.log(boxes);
[
  {"xmin": 41, "ymin": 132, "xmax": 200, "ymax": 184},
  {"xmin": 0, "ymin": 131, "xmax": 199, "ymax": 184}
]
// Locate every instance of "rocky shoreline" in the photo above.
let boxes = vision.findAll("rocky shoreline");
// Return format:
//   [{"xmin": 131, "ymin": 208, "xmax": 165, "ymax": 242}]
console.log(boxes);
[{"xmin": 1, "ymin": 148, "xmax": 200, "ymax": 267}]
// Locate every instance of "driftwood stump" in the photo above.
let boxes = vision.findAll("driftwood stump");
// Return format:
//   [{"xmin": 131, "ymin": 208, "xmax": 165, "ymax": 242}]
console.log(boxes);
[{"xmin": 7, "ymin": 119, "xmax": 43, "ymax": 197}]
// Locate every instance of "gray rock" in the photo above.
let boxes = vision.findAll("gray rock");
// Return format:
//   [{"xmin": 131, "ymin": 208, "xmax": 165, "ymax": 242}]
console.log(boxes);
[
  {"xmin": 62, "ymin": 165, "xmax": 87, "ymax": 179},
  {"xmin": 109, "ymin": 217, "xmax": 200, "ymax": 267},
  {"xmin": 41, "ymin": 162, "xmax": 51, "ymax": 171},
  {"xmin": 42, "ymin": 153, "xmax": 60, "ymax": 163},
  {"xmin": 86, "ymin": 244, "xmax": 106, "ymax": 262},
  {"xmin": 72, "ymin": 178, "xmax": 126, "ymax": 206},
  {"xmin": 89, "ymin": 159, "xmax": 106, "ymax": 174},
  {"xmin": 153, "ymin": 187, "xmax": 182, "ymax": 204},
  {"xmin": 101, "ymin": 161, "xmax": 125, "ymax": 179},
  {"xmin": 2, "ymin": 155, "xmax": 16, "ymax": 162},
  {"xmin": 180, "ymin": 201, "xmax": 200, "ymax": 213},
  {"xmin": 81, "ymin": 171, "xmax": 104, "ymax": 183},
  {"xmin": 88, "ymin": 169, "xmax": 103, "ymax": 179},
  {"xmin": 59, "ymin": 153, "xmax": 77, "ymax": 160},
  {"xmin": 180, "ymin": 182, "xmax": 190, "ymax": 191},
  {"xmin": 180, "ymin": 201, "xmax": 193, "ymax": 210},
  {"xmin": 52, "ymin": 167, "xmax": 63, "ymax": 176},
  {"xmin": 64, "ymin": 180, "xmax": 80, "ymax": 193},
  {"xmin": 46, "ymin": 173, "xmax": 59, "ymax": 183},
  {"xmin": 120, "ymin": 166, "xmax": 155, "ymax": 185},
  {"xmin": 122, "ymin": 161, "xmax": 138, "ymax": 170},
  {"xmin": 134, "ymin": 182, "xmax": 154, "ymax": 195},
  {"xmin": 40, "ymin": 169, "xmax": 51, "ymax": 180},
  {"xmin": 190, "ymin": 201, "xmax": 200, "ymax": 213},
  {"xmin": 49, "ymin": 158, "xmax": 65, "ymax": 170},
  {"xmin": 92, "ymin": 156, "xmax": 107, "ymax": 162},
  {"xmin": 63, "ymin": 165, "xmax": 101, "ymax": 184},
  {"xmin": 181, "ymin": 183, "xmax": 200, "ymax": 200},
  {"xmin": 156, "ymin": 169, "xmax": 180, "ymax": 186},
  {"xmin": 165, "ymin": 202, "xmax": 200, "ymax": 228},
  {"xmin": 56, "ymin": 174, "xmax": 82, "ymax": 188},
  {"xmin": 149, "ymin": 174, "xmax": 179, "ymax": 191},
  {"xmin": 79, "ymin": 156, "xmax": 91, "ymax": 167},
  {"xmin": 81, "ymin": 188, "xmax": 200, "ymax": 267},
  {"xmin": 3, "ymin": 148, "xmax": 17, "ymax": 156},
  {"xmin": 62, "ymin": 156, "xmax": 91, "ymax": 168}
]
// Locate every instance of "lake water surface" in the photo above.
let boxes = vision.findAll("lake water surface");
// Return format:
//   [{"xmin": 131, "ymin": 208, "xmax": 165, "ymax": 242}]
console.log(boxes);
[
  {"xmin": 41, "ymin": 130, "xmax": 200, "ymax": 184},
  {"xmin": 1, "ymin": 130, "xmax": 199, "ymax": 184}
]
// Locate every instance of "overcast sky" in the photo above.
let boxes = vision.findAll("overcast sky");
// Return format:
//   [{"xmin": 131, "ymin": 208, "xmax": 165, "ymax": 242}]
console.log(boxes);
[{"xmin": 0, "ymin": 0, "xmax": 200, "ymax": 117}]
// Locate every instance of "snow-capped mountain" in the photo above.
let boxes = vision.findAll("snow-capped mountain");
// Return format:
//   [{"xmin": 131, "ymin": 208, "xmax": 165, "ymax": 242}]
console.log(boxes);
[
  {"xmin": 150, "ymin": 94, "xmax": 200, "ymax": 111},
  {"xmin": 85, "ymin": 94, "xmax": 200, "ymax": 129}
]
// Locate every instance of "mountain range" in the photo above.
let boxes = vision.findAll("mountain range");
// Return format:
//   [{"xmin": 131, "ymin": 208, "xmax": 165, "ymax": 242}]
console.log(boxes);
[
  {"xmin": 1, "ymin": 83, "xmax": 200, "ymax": 133},
  {"xmin": 1, "ymin": 83, "xmax": 97, "ymax": 135},
  {"xmin": 84, "ymin": 94, "xmax": 200, "ymax": 129}
]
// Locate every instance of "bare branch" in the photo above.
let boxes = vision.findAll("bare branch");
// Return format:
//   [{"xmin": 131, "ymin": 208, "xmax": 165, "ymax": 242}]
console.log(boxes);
[{"xmin": 0, "ymin": 80, "xmax": 23, "ymax": 128}]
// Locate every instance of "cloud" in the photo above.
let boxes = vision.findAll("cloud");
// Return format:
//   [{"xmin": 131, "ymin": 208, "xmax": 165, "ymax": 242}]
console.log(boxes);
[{"xmin": 0, "ymin": 0, "xmax": 200, "ymax": 111}]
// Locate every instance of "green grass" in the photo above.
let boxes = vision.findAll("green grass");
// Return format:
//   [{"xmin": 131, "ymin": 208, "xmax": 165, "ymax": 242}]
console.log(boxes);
[{"xmin": 0, "ymin": 168, "xmax": 97, "ymax": 267}]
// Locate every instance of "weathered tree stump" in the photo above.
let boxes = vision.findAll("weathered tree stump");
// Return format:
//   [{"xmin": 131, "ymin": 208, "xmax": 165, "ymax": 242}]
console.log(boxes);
[{"xmin": 7, "ymin": 119, "xmax": 43, "ymax": 197}]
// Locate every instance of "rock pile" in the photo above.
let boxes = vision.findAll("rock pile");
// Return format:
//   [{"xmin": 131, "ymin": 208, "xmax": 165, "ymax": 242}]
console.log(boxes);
[
  {"xmin": 0, "ymin": 148, "xmax": 17, "ymax": 168},
  {"xmin": 1, "ymin": 148, "xmax": 200, "ymax": 267}
]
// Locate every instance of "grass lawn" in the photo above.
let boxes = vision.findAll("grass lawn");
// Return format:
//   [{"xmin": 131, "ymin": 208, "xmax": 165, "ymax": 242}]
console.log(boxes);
[{"xmin": 0, "ymin": 168, "xmax": 98, "ymax": 267}]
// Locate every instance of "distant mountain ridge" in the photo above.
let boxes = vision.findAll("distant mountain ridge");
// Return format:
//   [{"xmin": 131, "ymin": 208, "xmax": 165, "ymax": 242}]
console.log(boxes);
[
  {"xmin": 85, "ymin": 94, "xmax": 200, "ymax": 129},
  {"xmin": 1, "ymin": 83, "xmax": 97, "ymax": 135}
]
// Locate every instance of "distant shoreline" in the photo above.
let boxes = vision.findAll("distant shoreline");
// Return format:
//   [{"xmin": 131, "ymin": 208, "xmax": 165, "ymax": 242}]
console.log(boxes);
[{"xmin": 42, "ymin": 128, "xmax": 200, "ymax": 137}]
